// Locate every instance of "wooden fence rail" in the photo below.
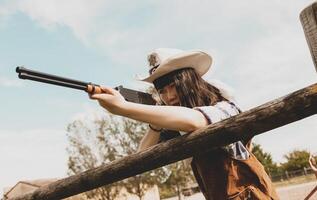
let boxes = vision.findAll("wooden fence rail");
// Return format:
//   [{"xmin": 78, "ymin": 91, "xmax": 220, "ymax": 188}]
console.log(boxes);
[{"xmin": 10, "ymin": 83, "xmax": 317, "ymax": 200}]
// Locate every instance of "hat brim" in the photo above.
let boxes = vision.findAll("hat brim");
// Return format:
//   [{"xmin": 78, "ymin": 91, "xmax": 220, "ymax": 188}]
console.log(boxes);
[{"xmin": 140, "ymin": 50, "xmax": 212, "ymax": 83}]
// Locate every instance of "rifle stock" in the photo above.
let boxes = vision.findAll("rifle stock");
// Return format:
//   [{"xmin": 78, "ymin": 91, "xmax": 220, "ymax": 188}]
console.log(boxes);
[{"xmin": 16, "ymin": 66, "xmax": 156, "ymax": 105}]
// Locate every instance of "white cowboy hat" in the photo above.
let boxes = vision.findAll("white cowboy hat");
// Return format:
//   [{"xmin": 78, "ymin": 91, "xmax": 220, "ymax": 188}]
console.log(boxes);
[
  {"xmin": 138, "ymin": 48, "xmax": 236, "ymax": 102},
  {"xmin": 141, "ymin": 48, "xmax": 213, "ymax": 83}
]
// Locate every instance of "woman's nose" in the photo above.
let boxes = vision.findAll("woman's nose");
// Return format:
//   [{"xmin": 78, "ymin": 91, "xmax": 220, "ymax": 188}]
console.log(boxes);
[{"xmin": 166, "ymin": 88, "xmax": 176, "ymax": 100}]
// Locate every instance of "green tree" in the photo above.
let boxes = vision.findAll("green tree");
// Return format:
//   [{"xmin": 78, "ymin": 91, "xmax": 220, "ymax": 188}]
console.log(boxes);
[
  {"xmin": 281, "ymin": 149, "xmax": 310, "ymax": 171},
  {"xmin": 116, "ymin": 117, "xmax": 165, "ymax": 200},
  {"xmin": 160, "ymin": 161, "xmax": 195, "ymax": 200},
  {"xmin": 125, "ymin": 173, "xmax": 156, "ymax": 200},
  {"xmin": 67, "ymin": 115, "xmax": 122, "ymax": 200},
  {"xmin": 252, "ymin": 143, "xmax": 279, "ymax": 175},
  {"xmin": 66, "ymin": 113, "xmax": 170, "ymax": 200}
]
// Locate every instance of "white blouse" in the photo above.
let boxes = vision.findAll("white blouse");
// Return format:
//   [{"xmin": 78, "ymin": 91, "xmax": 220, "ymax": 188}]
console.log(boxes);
[{"xmin": 184, "ymin": 101, "xmax": 250, "ymax": 160}]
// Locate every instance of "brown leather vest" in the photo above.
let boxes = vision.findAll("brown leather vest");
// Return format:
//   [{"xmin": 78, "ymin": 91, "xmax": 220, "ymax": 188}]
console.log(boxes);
[{"xmin": 191, "ymin": 147, "xmax": 279, "ymax": 200}]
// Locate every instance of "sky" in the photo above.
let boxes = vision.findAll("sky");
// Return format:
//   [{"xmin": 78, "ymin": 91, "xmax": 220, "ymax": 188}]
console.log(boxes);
[{"xmin": 1, "ymin": 0, "xmax": 317, "ymax": 197}]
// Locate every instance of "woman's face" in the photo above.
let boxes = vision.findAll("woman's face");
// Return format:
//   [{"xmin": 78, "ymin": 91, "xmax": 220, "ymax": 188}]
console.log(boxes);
[{"xmin": 157, "ymin": 83, "xmax": 180, "ymax": 106}]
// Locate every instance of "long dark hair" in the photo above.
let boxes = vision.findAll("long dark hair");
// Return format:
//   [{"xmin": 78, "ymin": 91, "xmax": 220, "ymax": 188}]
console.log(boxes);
[{"xmin": 155, "ymin": 68, "xmax": 227, "ymax": 108}]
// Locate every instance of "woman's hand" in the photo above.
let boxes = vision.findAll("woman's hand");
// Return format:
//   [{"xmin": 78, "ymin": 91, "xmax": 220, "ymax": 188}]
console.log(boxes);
[
  {"xmin": 89, "ymin": 86, "xmax": 127, "ymax": 115},
  {"xmin": 310, "ymin": 154, "xmax": 314, "ymax": 164},
  {"xmin": 309, "ymin": 154, "xmax": 317, "ymax": 172}
]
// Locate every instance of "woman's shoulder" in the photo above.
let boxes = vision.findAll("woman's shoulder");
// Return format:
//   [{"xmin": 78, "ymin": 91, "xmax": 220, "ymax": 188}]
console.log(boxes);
[
  {"xmin": 194, "ymin": 101, "xmax": 240, "ymax": 124},
  {"xmin": 213, "ymin": 101, "xmax": 240, "ymax": 113}
]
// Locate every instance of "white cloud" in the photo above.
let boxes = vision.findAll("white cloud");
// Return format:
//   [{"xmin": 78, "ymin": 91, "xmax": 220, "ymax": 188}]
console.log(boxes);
[
  {"xmin": 0, "ymin": 0, "xmax": 17, "ymax": 18},
  {"xmin": 0, "ymin": 129, "xmax": 68, "ymax": 197},
  {"xmin": 234, "ymin": 27, "xmax": 317, "ymax": 109},
  {"xmin": 0, "ymin": 0, "xmax": 108, "ymax": 43},
  {"xmin": 0, "ymin": 0, "xmax": 314, "ymax": 67}
]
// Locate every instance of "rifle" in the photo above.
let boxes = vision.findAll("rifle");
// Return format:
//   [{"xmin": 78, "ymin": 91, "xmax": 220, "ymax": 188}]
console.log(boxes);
[{"xmin": 16, "ymin": 66, "xmax": 156, "ymax": 105}]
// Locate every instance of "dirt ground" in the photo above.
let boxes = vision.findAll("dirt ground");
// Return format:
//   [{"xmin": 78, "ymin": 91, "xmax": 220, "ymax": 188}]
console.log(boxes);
[
  {"xmin": 276, "ymin": 181, "xmax": 317, "ymax": 200},
  {"xmin": 165, "ymin": 181, "xmax": 317, "ymax": 200}
]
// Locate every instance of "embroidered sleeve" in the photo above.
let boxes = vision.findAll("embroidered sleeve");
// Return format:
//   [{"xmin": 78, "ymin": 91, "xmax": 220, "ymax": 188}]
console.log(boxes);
[{"xmin": 194, "ymin": 102, "xmax": 250, "ymax": 160}]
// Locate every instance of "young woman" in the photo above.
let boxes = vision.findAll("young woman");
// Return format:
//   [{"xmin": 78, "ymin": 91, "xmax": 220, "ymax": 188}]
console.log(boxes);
[{"xmin": 90, "ymin": 48, "xmax": 279, "ymax": 200}]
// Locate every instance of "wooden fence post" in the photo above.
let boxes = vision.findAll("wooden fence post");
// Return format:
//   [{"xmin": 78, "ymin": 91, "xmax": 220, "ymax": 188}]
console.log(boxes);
[{"xmin": 301, "ymin": 2, "xmax": 317, "ymax": 71}]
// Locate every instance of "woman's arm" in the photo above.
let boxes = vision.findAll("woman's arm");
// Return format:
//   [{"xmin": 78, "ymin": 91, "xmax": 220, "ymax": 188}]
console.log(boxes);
[
  {"xmin": 89, "ymin": 86, "xmax": 208, "ymax": 132},
  {"xmin": 137, "ymin": 129, "xmax": 161, "ymax": 152},
  {"xmin": 122, "ymin": 102, "xmax": 208, "ymax": 132}
]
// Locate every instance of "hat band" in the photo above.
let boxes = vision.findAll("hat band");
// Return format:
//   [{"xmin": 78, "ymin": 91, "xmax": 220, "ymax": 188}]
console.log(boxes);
[{"xmin": 153, "ymin": 68, "xmax": 188, "ymax": 90}]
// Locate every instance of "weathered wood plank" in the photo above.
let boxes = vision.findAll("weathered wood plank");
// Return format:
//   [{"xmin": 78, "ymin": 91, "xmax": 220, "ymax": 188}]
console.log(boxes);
[
  {"xmin": 300, "ymin": 2, "xmax": 317, "ymax": 71},
  {"xmin": 10, "ymin": 83, "xmax": 317, "ymax": 200}
]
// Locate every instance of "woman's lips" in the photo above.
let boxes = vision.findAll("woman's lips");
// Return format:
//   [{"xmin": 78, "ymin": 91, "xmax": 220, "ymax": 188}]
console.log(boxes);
[{"xmin": 170, "ymin": 101, "xmax": 180, "ymax": 106}]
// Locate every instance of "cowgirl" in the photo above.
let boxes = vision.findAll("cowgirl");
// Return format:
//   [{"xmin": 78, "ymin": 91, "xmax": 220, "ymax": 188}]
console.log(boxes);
[{"xmin": 90, "ymin": 48, "xmax": 279, "ymax": 200}]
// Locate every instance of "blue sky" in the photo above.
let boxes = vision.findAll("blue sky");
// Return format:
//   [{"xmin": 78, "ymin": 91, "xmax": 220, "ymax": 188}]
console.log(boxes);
[{"xmin": 1, "ymin": 0, "xmax": 317, "ymax": 196}]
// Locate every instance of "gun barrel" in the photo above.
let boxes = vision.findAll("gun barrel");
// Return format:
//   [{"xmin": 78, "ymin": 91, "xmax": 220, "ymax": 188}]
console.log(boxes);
[
  {"xmin": 16, "ymin": 66, "xmax": 156, "ymax": 105},
  {"xmin": 16, "ymin": 66, "xmax": 92, "ymax": 87},
  {"xmin": 18, "ymin": 72, "xmax": 87, "ymax": 91}
]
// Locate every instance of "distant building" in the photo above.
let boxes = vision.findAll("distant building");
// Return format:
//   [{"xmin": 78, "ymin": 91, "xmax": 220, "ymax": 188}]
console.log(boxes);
[
  {"xmin": 181, "ymin": 182, "xmax": 200, "ymax": 197},
  {"xmin": 3, "ymin": 179, "xmax": 82, "ymax": 200},
  {"xmin": 3, "ymin": 179, "xmax": 160, "ymax": 200}
]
